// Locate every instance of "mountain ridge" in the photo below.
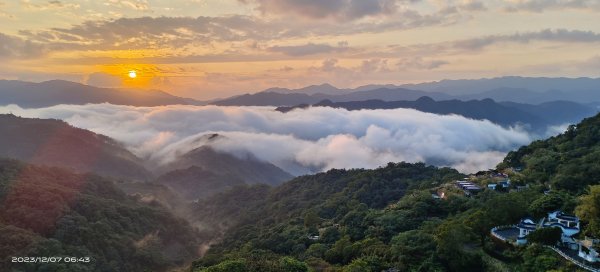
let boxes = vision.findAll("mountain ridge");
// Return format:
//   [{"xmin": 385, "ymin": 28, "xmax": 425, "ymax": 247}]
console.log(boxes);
[
  {"xmin": 275, "ymin": 97, "xmax": 598, "ymax": 132},
  {"xmin": 214, "ymin": 76, "xmax": 600, "ymax": 106},
  {"xmin": 0, "ymin": 79, "xmax": 205, "ymax": 108},
  {"xmin": 0, "ymin": 114, "xmax": 152, "ymax": 181},
  {"xmin": 155, "ymin": 145, "xmax": 293, "ymax": 200}
]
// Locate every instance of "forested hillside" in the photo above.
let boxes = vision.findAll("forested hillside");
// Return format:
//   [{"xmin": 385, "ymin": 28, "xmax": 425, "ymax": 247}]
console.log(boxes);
[
  {"xmin": 0, "ymin": 114, "xmax": 151, "ymax": 181},
  {"xmin": 156, "ymin": 145, "xmax": 293, "ymax": 200},
  {"xmin": 0, "ymin": 159, "xmax": 202, "ymax": 272},
  {"xmin": 502, "ymin": 113, "xmax": 600, "ymax": 192},
  {"xmin": 190, "ymin": 114, "xmax": 600, "ymax": 272}
]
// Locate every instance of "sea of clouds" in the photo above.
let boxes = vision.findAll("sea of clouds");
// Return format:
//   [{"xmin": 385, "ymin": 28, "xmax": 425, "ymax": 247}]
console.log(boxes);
[{"xmin": 0, "ymin": 103, "xmax": 536, "ymax": 174}]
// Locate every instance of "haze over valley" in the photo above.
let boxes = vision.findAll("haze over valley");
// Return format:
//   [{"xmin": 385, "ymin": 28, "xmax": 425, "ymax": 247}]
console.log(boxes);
[{"xmin": 4, "ymin": 79, "xmax": 600, "ymax": 272}]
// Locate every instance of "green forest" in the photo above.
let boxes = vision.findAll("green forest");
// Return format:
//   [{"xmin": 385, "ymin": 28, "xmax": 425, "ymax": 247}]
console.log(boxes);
[{"xmin": 0, "ymin": 160, "xmax": 201, "ymax": 272}]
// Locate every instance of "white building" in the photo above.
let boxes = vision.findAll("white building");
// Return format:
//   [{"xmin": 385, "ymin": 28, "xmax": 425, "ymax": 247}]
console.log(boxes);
[
  {"xmin": 516, "ymin": 218, "xmax": 537, "ymax": 245},
  {"xmin": 578, "ymin": 237, "xmax": 599, "ymax": 263},
  {"xmin": 544, "ymin": 211, "xmax": 580, "ymax": 238},
  {"xmin": 516, "ymin": 211, "xmax": 581, "ymax": 247}
]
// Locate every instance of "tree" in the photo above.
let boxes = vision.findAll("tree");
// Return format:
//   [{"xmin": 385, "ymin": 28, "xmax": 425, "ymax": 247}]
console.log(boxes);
[
  {"xmin": 199, "ymin": 259, "xmax": 248, "ymax": 272},
  {"xmin": 521, "ymin": 244, "xmax": 561, "ymax": 272},
  {"xmin": 575, "ymin": 185, "xmax": 600, "ymax": 237},
  {"xmin": 305, "ymin": 243, "xmax": 328, "ymax": 259},
  {"xmin": 390, "ymin": 230, "xmax": 436, "ymax": 270},
  {"xmin": 465, "ymin": 210, "xmax": 492, "ymax": 245},
  {"xmin": 320, "ymin": 227, "xmax": 341, "ymax": 244},
  {"xmin": 527, "ymin": 227, "xmax": 562, "ymax": 246},
  {"xmin": 484, "ymin": 192, "xmax": 528, "ymax": 226},
  {"xmin": 324, "ymin": 236, "xmax": 358, "ymax": 265},
  {"xmin": 528, "ymin": 194, "xmax": 564, "ymax": 219},
  {"xmin": 342, "ymin": 256, "xmax": 384, "ymax": 272},
  {"xmin": 303, "ymin": 210, "xmax": 321, "ymax": 229},
  {"xmin": 435, "ymin": 220, "xmax": 483, "ymax": 272},
  {"xmin": 279, "ymin": 257, "xmax": 308, "ymax": 272}
]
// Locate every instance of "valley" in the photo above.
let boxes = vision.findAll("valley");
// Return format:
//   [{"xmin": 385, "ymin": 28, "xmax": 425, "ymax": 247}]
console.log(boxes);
[{"xmin": 0, "ymin": 77, "xmax": 599, "ymax": 271}]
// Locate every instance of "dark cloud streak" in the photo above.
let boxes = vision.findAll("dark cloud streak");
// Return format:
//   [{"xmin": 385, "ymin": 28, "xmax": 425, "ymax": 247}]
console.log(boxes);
[
  {"xmin": 453, "ymin": 29, "xmax": 600, "ymax": 51},
  {"xmin": 504, "ymin": 0, "xmax": 600, "ymax": 13},
  {"xmin": 267, "ymin": 42, "xmax": 349, "ymax": 56},
  {"xmin": 239, "ymin": 0, "xmax": 404, "ymax": 21}
]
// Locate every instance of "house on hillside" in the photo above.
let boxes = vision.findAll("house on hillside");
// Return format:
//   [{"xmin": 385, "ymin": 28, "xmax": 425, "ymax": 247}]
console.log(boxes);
[
  {"xmin": 516, "ymin": 218, "xmax": 537, "ymax": 245},
  {"xmin": 494, "ymin": 173, "xmax": 509, "ymax": 178},
  {"xmin": 546, "ymin": 211, "xmax": 580, "ymax": 232},
  {"xmin": 515, "ymin": 211, "xmax": 581, "ymax": 249},
  {"xmin": 578, "ymin": 237, "xmax": 599, "ymax": 263},
  {"xmin": 545, "ymin": 211, "xmax": 581, "ymax": 249},
  {"xmin": 498, "ymin": 179, "xmax": 511, "ymax": 188},
  {"xmin": 432, "ymin": 190, "xmax": 446, "ymax": 199},
  {"xmin": 515, "ymin": 184, "xmax": 529, "ymax": 192},
  {"xmin": 493, "ymin": 211, "xmax": 600, "ymax": 266},
  {"xmin": 455, "ymin": 181, "xmax": 481, "ymax": 196},
  {"xmin": 487, "ymin": 179, "xmax": 511, "ymax": 191}
]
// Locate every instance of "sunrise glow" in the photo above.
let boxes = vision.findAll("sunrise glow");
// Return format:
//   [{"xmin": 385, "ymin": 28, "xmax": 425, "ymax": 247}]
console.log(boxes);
[{"xmin": 0, "ymin": 1, "xmax": 599, "ymax": 101}]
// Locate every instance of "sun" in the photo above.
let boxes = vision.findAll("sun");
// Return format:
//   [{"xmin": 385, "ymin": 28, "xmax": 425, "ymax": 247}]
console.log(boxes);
[{"xmin": 128, "ymin": 70, "xmax": 137, "ymax": 78}]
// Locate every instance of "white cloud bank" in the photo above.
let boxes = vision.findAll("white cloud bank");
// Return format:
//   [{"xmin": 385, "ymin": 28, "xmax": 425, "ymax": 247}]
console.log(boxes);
[{"xmin": 0, "ymin": 103, "xmax": 534, "ymax": 174}]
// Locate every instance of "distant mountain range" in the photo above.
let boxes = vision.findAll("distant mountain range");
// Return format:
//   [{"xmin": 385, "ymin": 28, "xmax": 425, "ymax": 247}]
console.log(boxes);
[
  {"xmin": 276, "ymin": 97, "xmax": 598, "ymax": 133},
  {"xmin": 0, "ymin": 80, "xmax": 204, "ymax": 108},
  {"xmin": 213, "ymin": 77, "xmax": 600, "ymax": 106},
  {"xmin": 2, "ymin": 77, "xmax": 599, "ymax": 108},
  {"xmin": 213, "ymin": 88, "xmax": 452, "ymax": 106},
  {"xmin": 400, "ymin": 76, "xmax": 600, "ymax": 96},
  {"xmin": 2, "ymin": 77, "xmax": 599, "ymax": 136}
]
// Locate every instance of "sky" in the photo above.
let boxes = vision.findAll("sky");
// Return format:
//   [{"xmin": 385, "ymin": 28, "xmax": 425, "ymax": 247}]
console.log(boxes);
[{"xmin": 1, "ymin": 0, "xmax": 600, "ymax": 100}]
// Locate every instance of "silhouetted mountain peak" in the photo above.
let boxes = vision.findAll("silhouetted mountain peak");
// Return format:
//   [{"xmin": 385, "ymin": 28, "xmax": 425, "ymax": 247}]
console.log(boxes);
[
  {"xmin": 416, "ymin": 96, "xmax": 435, "ymax": 103},
  {"xmin": 315, "ymin": 99, "xmax": 335, "ymax": 106},
  {"xmin": 156, "ymin": 144, "xmax": 293, "ymax": 200}
]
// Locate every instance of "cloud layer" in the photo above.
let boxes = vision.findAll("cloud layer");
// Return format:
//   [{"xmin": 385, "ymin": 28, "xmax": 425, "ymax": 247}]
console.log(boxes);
[
  {"xmin": 240, "ymin": 0, "xmax": 400, "ymax": 21},
  {"xmin": 0, "ymin": 103, "xmax": 533, "ymax": 174}
]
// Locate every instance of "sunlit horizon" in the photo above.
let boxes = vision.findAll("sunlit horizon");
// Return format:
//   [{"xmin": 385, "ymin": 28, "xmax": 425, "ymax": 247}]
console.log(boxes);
[{"xmin": 1, "ymin": 1, "xmax": 600, "ymax": 100}]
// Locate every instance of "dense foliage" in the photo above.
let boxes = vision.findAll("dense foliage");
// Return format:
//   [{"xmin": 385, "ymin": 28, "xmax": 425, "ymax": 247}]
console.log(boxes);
[
  {"xmin": 193, "ymin": 163, "xmax": 478, "ymax": 271},
  {"xmin": 576, "ymin": 185, "xmax": 600, "ymax": 238},
  {"xmin": 0, "ymin": 159, "xmax": 201, "ymax": 272},
  {"xmin": 502, "ymin": 113, "xmax": 600, "ymax": 193},
  {"xmin": 191, "ymin": 174, "xmax": 585, "ymax": 271}
]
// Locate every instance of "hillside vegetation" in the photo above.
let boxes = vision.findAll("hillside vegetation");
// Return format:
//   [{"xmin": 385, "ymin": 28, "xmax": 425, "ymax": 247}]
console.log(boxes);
[
  {"xmin": 0, "ymin": 114, "xmax": 151, "ymax": 181},
  {"xmin": 502, "ymin": 113, "xmax": 600, "ymax": 192},
  {"xmin": 0, "ymin": 159, "xmax": 202, "ymax": 272},
  {"xmin": 191, "ymin": 113, "xmax": 600, "ymax": 271}
]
